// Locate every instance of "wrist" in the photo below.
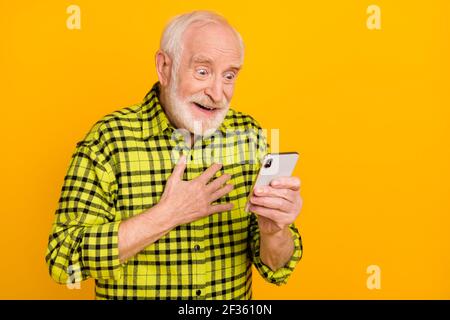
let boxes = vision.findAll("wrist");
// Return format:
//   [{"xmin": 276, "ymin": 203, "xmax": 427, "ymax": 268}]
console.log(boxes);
[
  {"xmin": 143, "ymin": 200, "xmax": 177, "ymax": 234},
  {"xmin": 260, "ymin": 225, "xmax": 290, "ymax": 238}
]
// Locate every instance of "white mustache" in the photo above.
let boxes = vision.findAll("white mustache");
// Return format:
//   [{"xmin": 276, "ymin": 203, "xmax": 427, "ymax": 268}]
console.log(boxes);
[{"xmin": 189, "ymin": 93, "xmax": 228, "ymax": 109}]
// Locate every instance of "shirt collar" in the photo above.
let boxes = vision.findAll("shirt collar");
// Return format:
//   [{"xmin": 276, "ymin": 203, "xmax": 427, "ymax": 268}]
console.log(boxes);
[
  {"xmin": 140, "ymin": 82, "xmax": 233, "ymax": 140},
  {"xmin": 140, "ymin": 82, "xmax": 173, "ymax": 140}
]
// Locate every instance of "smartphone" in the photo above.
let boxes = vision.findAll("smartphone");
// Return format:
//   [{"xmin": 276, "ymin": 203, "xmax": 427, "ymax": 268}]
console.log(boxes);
[{"xmin": 245, "ymin": 152, "xmax": 299, "ymax": 212}]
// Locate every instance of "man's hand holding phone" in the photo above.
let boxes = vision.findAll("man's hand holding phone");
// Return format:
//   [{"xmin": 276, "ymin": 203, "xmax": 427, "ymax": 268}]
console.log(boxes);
[
  {"xmin": 246, "ymin": 153, "xmax": 303, "ymax": 235},
  {"xmin": 248, "ymin": 176, "xmax": 302, "ymax": 235}
]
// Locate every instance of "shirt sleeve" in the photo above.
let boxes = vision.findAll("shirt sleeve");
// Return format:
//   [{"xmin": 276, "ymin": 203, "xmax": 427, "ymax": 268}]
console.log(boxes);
[
  {"xmin": 246, "ymin": 121, "xmax": 303, "ymax": 284},
  {"xmin": 249, "ymin": 213, "xmax": 303, "ymax": 285},
  {"xmin": 45, "ymin": 140, "xmax": 123, "ymax": 285}
]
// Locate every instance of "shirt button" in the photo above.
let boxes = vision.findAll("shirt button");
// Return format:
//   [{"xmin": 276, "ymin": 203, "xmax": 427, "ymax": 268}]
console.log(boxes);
[
  {"xmin": 194, "ymin": 244, "xmax": 200, "ymax": 251},
  {"xmin": 196, "ymin": 290, "xmax": 201, "ymax": 296}
]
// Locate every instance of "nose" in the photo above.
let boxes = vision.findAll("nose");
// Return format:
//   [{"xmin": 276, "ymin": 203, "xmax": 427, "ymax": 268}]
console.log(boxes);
[{"xmin": 204, "ymin": 76, "xmax": 224, "ymax": 104}]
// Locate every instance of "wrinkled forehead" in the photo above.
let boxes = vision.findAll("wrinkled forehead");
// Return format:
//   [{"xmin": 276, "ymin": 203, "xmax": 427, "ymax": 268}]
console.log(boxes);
[{"xmin": 181, "ymin": 21, "xmax": 243, "ymax": 66}]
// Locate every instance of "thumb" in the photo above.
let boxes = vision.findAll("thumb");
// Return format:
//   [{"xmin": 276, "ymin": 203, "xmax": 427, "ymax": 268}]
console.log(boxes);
[{"xmin": 171, "ymin": 154, "xmax": 187, "ymax": 180}]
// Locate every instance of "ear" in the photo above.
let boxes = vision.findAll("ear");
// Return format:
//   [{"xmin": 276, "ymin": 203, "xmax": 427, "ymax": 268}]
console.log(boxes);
[{"xmin": 155, "ymin": 50, "xmax": 172, "ymax": 87}]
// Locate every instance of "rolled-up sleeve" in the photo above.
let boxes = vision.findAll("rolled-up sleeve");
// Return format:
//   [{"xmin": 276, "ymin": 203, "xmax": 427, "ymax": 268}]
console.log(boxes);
[
  {"xmin": 45, "ymin": 140, "xmax": 123, "ymax": 285},
  {"xmin": 249, "ymin": 213, "xmax": 303, "ymax": 285}
]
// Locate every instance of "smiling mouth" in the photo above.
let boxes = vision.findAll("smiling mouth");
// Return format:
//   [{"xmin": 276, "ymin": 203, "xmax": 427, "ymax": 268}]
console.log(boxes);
[{"xmin": 192, "ymin": 102, "xmax": 216, "ymax": 111}]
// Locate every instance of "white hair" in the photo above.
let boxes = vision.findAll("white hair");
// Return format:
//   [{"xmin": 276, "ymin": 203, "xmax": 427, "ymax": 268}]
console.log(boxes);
[{"xmin": 160, "ymin": 10, "xmax": 245, "ymax": 72}]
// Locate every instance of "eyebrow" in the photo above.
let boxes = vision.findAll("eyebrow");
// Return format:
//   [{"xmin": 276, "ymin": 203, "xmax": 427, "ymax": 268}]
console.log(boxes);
[
  {"xmin": 191, "ymin": 55, "xmax": 213, "ymax": 64},
  {"xmin": 190, "ymin": 54, "xmax": 242, "ymax": 71}
]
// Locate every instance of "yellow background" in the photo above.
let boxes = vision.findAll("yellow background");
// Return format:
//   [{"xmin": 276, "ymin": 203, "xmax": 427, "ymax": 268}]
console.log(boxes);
[{"xmin": 1, "ymin": 0, "xmax": 449, "ymax": 299}]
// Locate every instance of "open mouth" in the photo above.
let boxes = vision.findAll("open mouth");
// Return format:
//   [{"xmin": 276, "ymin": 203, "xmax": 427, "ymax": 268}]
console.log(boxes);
[{"xmin": 192, "ymin": 102, "xmax": 216, "ymax": 112}]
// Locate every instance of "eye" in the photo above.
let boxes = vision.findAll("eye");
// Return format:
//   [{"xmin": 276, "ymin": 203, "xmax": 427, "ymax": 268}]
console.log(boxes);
[
  {"xmin": 224, "ymin": 72, "xmax": 236, "ymax": 81},
  {"xmin": 196, "ymin": 68, "xmax": 209, "ymax": 77}
]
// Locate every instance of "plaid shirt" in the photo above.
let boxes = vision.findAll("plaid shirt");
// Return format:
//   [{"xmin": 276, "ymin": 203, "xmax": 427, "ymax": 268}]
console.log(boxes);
[{"xmin": 46, "ymin": 82, "xmax": 302, "ymax": 299}]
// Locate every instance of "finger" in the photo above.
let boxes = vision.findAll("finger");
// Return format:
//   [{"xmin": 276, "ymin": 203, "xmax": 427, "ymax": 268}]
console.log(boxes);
[
  {"xmin": 207, "ymin": 173, "xmax": 231, "ymax": 192},
  {"xmin": 249, "ymin": 195, "xmax": 292, "ymax": 213},
  {"xmin": 208, "ymin": 202, "xmax": 234, "ymax": 215},
  {"xmin": 171, "ymin": 155, "xmax": 187, "ymax": 180},
  {"xmin": 248, "ymin": 204, "xmax": 280, "ymax": 221},
  {"xmin": 270, "ymin": 176, "xmax": 301, "ymax": 191},
  {"xmin": 198, "ymin": 162, "xmax": 223, "ymax": 184},
  {"xmin": 210, "ymin": 184, "xmax": 234, "ymax": 202},
  {"xmin": 253, "ymin": 186, "xmax": 296, "ymax": 203}
]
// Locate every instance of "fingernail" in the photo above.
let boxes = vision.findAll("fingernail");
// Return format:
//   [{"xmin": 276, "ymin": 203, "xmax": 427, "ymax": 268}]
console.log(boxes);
[
  {"xmin": 255, "ymin": 187, "xmax": 263, "ymax": 194},
  {"xmin": 271, "ymin": 180, "xmax": 280, "ymax": 186}
]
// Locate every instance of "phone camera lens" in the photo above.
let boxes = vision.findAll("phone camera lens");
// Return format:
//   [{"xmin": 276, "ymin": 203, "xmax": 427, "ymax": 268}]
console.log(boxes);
[{"xmin": 264, "ymin": 159, "xmax": 272, "ymax": 168}]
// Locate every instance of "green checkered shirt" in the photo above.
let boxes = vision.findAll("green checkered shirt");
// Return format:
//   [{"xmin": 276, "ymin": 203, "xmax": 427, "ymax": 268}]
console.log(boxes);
[{"xmin": 46, "ymin": 82, "xmax": 302, "ymax": 299}]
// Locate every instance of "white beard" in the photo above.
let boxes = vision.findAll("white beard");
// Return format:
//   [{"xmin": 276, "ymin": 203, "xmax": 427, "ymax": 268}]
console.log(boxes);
[{"xmin": 164, "ymin": 77, "xmax": 229, "ymax": 136}]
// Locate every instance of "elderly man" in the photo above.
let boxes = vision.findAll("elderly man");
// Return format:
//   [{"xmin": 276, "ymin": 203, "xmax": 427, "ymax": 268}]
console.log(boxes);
[{"xmin": 46, "ymin": 10, "xmax": 303, "ymax": 299}]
